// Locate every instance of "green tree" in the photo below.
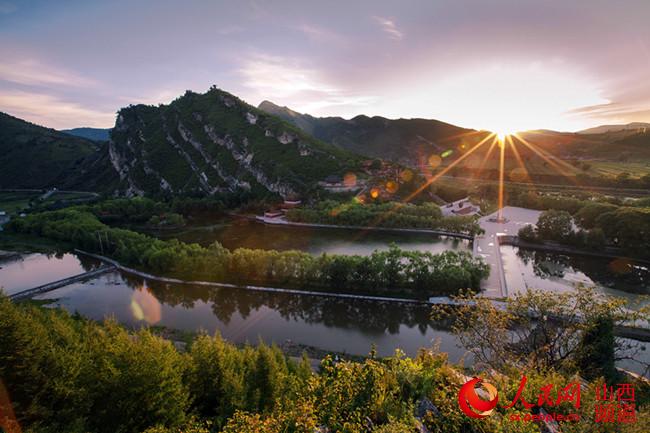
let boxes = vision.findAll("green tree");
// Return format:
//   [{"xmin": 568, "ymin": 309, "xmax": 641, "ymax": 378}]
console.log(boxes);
[{"xmin": 536, "ymin": 209, "xmax": 574, "ymax": 241}]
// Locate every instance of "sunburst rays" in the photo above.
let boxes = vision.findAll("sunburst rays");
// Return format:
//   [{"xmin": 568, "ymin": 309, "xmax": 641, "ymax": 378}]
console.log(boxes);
[{"xmin": 341, "ymin": 127, "xmax": 591, "ymax": 236}]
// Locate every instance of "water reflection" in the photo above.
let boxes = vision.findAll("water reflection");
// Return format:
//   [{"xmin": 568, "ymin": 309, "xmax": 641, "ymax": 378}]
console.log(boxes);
[
  {"xmin": 502, "ymin": 246, "xmax": 650, "ymax": 308},
  {"xmin": 146, "ymin": 218, "xmax": 470, "ymax": 256},
  {"xmin": 0, "ymin": 252, "xmax": 100, "ymax": 295},
  {"xmin": 38, "ymin": 269, "xmax": 464, "ymax": 360},
  {"xmin": 143, "ymin": 277, "xmax": 434, "ymax": 336}
]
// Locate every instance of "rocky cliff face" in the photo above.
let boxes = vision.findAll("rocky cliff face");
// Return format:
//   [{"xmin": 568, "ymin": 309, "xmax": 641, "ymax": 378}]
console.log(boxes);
[{"xmin": 106, "ymin": 87, "xmax": 356, "ymax": 198}]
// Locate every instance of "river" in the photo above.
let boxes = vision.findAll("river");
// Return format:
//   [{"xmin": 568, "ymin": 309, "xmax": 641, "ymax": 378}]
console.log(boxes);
[
  {"xmin": 501, "ymin": 246, "xmax": 650, "ymax": 308},
  {"xmin": 1, "ymin": 250, "xmax": 648, "ymax": 373},
  {"xmin": 142, "ymin": 217, "xmax": 471, "ymax": 256}
]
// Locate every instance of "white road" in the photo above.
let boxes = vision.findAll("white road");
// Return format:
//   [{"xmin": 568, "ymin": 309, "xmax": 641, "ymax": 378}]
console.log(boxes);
[{"xmin": 475, "ymin": 206, "xmax": 542, "ymax": 298}]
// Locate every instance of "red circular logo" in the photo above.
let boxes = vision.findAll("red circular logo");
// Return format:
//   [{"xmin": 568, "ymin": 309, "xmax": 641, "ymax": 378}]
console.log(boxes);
[{"xmin": 458, "ymin": 377, "xmax": 499, "ymax": 418}]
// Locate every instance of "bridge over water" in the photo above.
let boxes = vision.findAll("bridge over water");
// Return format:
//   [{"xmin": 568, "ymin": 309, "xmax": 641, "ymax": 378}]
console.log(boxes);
[{"xmin": 9, "ymin": 265, "xmax": 115, "ymax": 302}]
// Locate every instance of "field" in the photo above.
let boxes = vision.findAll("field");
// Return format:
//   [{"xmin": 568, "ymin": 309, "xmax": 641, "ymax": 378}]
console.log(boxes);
[
  {"xmin": 588, "ymin": 160, "xmax": 650, "ymax": 178},
  {"xmin": 0, "ymin": 191, "xmax": 40, "ymax": 215},
  {"xmin": 0, "ymin": 190, "xmax": 98, "ymax": 216}
]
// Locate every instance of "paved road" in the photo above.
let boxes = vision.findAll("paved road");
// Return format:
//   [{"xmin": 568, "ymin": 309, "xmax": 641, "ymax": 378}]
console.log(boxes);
[{"xmin": 475, "ymin": 206, "xmax": 542, "ymax": 298}]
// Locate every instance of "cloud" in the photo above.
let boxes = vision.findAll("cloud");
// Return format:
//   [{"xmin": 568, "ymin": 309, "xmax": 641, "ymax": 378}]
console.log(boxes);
[
  {"xmin": 372, "ymin": 16, "xmax": 403, "ymax": 40},
  {"xmin": 238, "ymin": 53, "xmax": 376, "ymax": 117},
  {"xmin": 296, "ymin": 24, "xmax": 344, "ymax": 44},
  {"xmin": 116, "ymin": 88, "xmax": 188, "ymax": 106},
  {"xmin": 239, "ymin": 54, "xmax": 338, "ymax": 98},
  {"xmin": 0, "ymin": 58, "xmax": 97, "ymax": 87},
  {"xmin": 568, "ymin": 102, "xmax": 650, "ymax": 124},
  {"xmin": 297, "ymin": 94, "xmax": 378, "ymax": 115},
  {"xmin": 0, "ymin": 90, "xmax": 115, "ymax": 129}
]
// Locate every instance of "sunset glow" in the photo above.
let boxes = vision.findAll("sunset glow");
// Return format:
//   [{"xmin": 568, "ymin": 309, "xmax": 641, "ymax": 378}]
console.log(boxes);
[{"xmin": 0, "ymin": 1, "xmax": 648, "ymax": 130}]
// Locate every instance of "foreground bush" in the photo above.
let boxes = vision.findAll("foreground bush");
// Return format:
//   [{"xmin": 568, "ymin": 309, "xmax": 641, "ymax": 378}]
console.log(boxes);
[{"xmin": 1, "ymin": 298, "xmax": 647, "ymax": 433}]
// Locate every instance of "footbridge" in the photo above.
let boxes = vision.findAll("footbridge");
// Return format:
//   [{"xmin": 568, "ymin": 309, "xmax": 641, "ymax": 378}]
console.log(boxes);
[{"xmin": 9, "ymin": 265, "xmax": 115, "ymax": 302}]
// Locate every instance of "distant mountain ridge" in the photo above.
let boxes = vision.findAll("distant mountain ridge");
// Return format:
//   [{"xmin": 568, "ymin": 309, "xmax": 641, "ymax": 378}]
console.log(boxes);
[
  {"xmin": 260, "ymin": 101, "xmax": 650, "ymax": 166},
  {"xmin": 578, "ymin": 122, "xmax": 650, "ymax": 135},
  {"xmin": 3, "ymin": 90, "xmax": 649, "ymax": 196},
  {"xmin": 258, "ymin": 100, "xmax": 488, "ymax": 166},
  {"xmin": 62, "ymin": 127, "xmax": 111, "ymax": 141}
]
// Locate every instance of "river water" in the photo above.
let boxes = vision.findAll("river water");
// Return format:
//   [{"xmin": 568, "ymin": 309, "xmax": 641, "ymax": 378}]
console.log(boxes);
[
  {"xmin": 144, "ymin": 218, "xmax": 471, "ymax": 256},
  {"xmin": 1, "ymin": 221, "xmax": 648, "ymax": 373},
  {"xmin": 31, "ymin": 269, "xmax": 466, "ymax": 360},
  {"xmin": 501, "ymin": 246, "xmax": 650, "ymax": 308}
]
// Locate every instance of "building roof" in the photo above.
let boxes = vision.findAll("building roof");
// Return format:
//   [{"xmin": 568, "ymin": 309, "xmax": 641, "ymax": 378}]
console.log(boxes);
[{"xmin": 453, "ymin": 206, "xmax": 477, "ymax": 215}]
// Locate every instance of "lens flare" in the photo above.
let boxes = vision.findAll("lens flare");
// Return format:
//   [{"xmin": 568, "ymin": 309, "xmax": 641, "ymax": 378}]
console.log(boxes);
[
  {"xmin": 343, "ymin": 172, "xmax": 357, "ymax": 187},
  {"xmin": 428, "ymin": 154, "xmax": 442, "ymax": 168},
  {"xmin": 400, "ymin": 169, "xmax": 413, "ymax": 182},
  {"xmin": 0, "ymin": 379, "xmax": 21, "ymax": 433},
  {"xmin": 130, "ymin": 285, "xmax": 162, "ymax": 324}
]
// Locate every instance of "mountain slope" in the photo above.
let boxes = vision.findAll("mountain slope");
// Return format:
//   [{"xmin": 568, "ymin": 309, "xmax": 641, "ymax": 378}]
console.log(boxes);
[
  {"xmin": 584, "ymin": 130, "xmax": 650, "ymax": 159},
  {"xmin": 578, "ymin": 122, "xmax": 650, "ymax": 135},
  {"xmin": 105, "ymin": 87, "xmax": 358, "ymax": 197},
  {"xmin": 62, "ymin": 127, "xmax": 111, "ymax": 141},
  {"xmin": 0, "ymin": 112, "xmax": 99, "ymax": 189},
  {"xmin": 258, "ymin": 100, "xmax": 487, "ymax": 166}
]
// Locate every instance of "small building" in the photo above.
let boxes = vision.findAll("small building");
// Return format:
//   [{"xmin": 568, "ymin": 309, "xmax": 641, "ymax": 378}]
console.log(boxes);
[
  {"xmin": 323, "ymin": 174, "xmax": 343, "ymax": 186},
  {"xmin": 440, "ymin": 198, "xmax": 481, "ymax": 217},
  {"xmin": 0, "ymin": 210, "xmax": 9, "ymax": 231},
  {"xmin": 264, "ymin": 210, "xmax": 284, "ymax": 218},
  {"xmin": 281, "ymin": 198, "xmax": 302, "ymax": 209}
]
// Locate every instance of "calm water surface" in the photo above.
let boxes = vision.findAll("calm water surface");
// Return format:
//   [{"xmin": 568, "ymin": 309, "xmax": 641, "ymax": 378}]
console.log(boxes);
[
  {"xmin": 501, "ymin": 246, "xmax": 650, "ymax": 309},
  {"xmin": 3, "ymin": 252, "xmax": 647, "ymax": 373},
  {"xmin": 147, "ymin": 218, "xmax": 471, "ymax": 256},
  {"xmin": 0, "ymin": 252, "xmax": 99, "ymax": 295},
  {"xmin": 34, "ymin": 269, "xmax": 467, "ymax": 360}
]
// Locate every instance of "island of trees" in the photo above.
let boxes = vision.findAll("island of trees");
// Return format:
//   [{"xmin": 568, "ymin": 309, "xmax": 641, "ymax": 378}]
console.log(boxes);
[
  {"xmin": 285, "ymin": 200, "xmax": 483, "ymax": 236},
  {"xmin": 6, "ymin": 205, "xmax": 488, "ymax": 298}
]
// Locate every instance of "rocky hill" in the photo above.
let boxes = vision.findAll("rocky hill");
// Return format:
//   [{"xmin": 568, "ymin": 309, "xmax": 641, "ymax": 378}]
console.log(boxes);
[
  {"xmin": 0, "ymin": 112, "xmax": 99, "ymax": 189},
  {"xmin": 104, "ymin": 87, "xmax": 357, "ymax": 198}
]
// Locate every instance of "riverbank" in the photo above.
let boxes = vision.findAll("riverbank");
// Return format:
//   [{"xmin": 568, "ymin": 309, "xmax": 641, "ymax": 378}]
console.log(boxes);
[
  {"xmin": 74, "ymin": 249, "xmax": 447, "ymax": 305},
  {"xmin": 500, "ymin": 235, "xmax": 650, "ymax": 264}
]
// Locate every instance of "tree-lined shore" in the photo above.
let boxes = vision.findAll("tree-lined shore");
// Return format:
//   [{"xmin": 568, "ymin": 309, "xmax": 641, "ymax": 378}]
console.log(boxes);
[{"xmin": 6, "ymin": 207, "xmax": 489, "ymax": 298}]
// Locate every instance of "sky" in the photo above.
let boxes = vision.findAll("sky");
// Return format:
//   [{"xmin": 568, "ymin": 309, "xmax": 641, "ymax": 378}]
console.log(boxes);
[{"xmin": 1, "ymin": 0, "xmax": 649, "ymax": 132}]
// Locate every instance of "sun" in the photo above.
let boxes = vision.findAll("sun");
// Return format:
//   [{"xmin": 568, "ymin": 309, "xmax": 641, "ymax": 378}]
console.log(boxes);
[{"xmin": 493, "ymin": 127, "xmax": 514, "ymax": 142}]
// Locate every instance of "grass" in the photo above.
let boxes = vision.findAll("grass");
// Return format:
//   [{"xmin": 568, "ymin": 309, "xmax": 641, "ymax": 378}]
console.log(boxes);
[
  {"xmin": 0, "ymin": 191, "xmax": 97, "ymax": 216},
  {"xmin": 0, "ymin": 191, "xmax": 40, "ymax": 215}
]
